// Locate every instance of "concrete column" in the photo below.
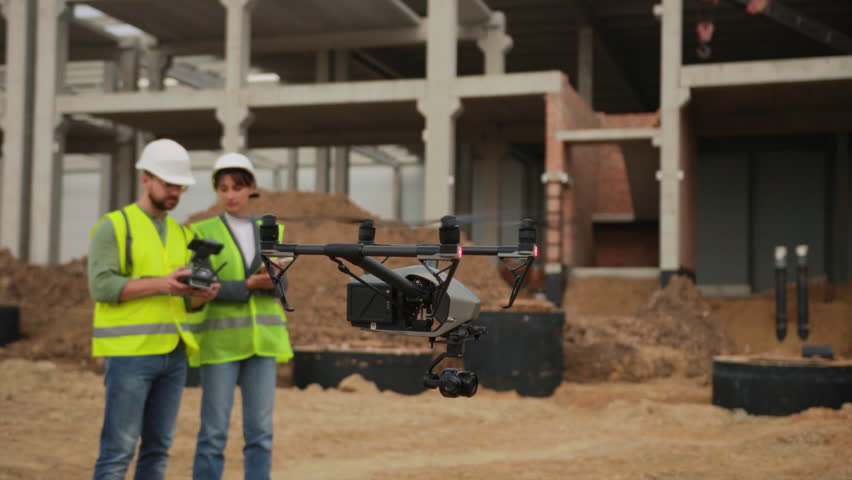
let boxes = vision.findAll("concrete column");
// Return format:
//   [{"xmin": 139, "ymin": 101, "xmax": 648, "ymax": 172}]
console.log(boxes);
[
  {"xmin": 658, "ymin": 0, "xmax": 685, "ymax": 285},
  {"xmin": 217, "ymin": 0, "xmax": 256, "ymax": 152},
  {"xmin": 145, "ymin": 47, "xmax": 172, "ymax": 91},
  {"xmin": 101, "ymin": 44, "xmax": 141, "ymax": 214},
  {"xmin": 332, "ymin": 49, "xmax": 350, "ymax": 195},
  {"xmin": 30, "ymin": 0, "xmax": 69, "ymax": 264},
  {"xmin": 477, "ymin": 132, "xmax": 508, "ymax": 245},
  {"xmin": 314, "ymin": 147, "xmax": 331, "ymax": 192},
  {"xmin": 454, "ymin": 143, "xmax": 474, "ymax": 219},
  {"xmin": 314, "ymin": 50, "xmax": 331, "ymax": 192},
  {"xmin": 392, "ymin": 165, "xmax": 403, "ymax": 221},
  {"xmin": 287, "ymin": 148, "xmax": 299, "ymax": 190},
  {"xmin": 828, "ymin": 132, "xmax": 849, "ymax": 285},
  {"xmin": 0, "ymin": 0, "xmax": 37, "ymax": 261},
  {"xmin": 418, "ymin": 0, "xmax": 462, "ymax": 221},
  {"xmin": 577, "ymin": 26, "xmax": 594, "ymax": 104},
  {"xmin": 476, "ymin": 12, "xmax": 512, "ymax": 75}
]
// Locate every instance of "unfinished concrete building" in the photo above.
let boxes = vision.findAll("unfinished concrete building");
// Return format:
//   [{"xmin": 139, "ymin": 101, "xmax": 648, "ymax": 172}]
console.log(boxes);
[{"xmin": 1, "ymin": 0, "xmax": 851, "ymax": 304}]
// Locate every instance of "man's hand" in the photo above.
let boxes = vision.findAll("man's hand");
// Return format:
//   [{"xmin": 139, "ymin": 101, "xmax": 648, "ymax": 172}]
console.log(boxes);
[{"xmin": 164, "ymin": 266, "xmax": 194, "ymax": 296}]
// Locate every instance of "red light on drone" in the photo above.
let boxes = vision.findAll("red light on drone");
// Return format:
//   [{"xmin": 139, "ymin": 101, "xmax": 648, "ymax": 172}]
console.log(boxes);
[
  {"xmin": 533, "ymin": 244, "xmax": 539, "ymax": 257},
  {"xmin": 457, "ymin": 246, "xmax": 464, "ymax": 258}
]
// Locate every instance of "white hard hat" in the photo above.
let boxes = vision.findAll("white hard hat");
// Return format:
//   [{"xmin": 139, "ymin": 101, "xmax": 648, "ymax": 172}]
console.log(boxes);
[
  {"xmin": 212, "ymin": 152, "xmax": 257, "ymax": 184},
  {"xmin": 135, "ymin": 139, "xmax": 196, "ymax": 186}
]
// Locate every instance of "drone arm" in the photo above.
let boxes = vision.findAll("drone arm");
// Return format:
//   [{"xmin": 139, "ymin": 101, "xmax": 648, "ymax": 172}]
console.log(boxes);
[
  {"xmin": 266, "ymin": 243, "xmax": 427, "ymax": 299},
  {"xmin": 346, "ymin": 254, "xmax": 425, "ymax": 299},
  {"xmin": 501, "ymin": 255, "xmax": 535, "ymax": 308},
  {"xmin": 261, "ymin": 255, "xmax": 297, "ymax": 312}
]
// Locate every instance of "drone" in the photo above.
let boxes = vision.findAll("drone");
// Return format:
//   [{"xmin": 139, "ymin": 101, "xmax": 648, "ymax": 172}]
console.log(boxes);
[{"xmin": 259, "ymin": 214, "xmax": 538, "ymax": 398}]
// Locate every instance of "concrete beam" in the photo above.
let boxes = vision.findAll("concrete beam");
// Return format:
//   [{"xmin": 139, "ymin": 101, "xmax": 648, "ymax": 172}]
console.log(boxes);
[
  {"xmin": 352, "ymin": 146, "xmax": 402, "ymax": 167},
  {"xmin": 31, "ymin": 0, "xmax": 69, "ymax": 264},
  {"xmin": 56, "ymin": 72, "xmax": 565, "ymax": 114},
  {"xmin": 453, "ymin": 71, "xmax": 564, "ymax": 97},
  {"xmin": 681, "ymin": 55, "xmax": 852, "ymax": 88},
  {"xmin": 556, "ymin": 127, "xmax": 659, "ymax": 143},
  {"xmin": 158, "ymin": 22, "xmax": 485, "ymax": 56},
  {"xmin": 0, "ymin": 0, "xmax": 37, "ymax": 261},
  {"xmin": 57, "ymin": 90, "xmax": 220, "ymax": 113},
  {"xmin": 248, "ymin": 78, "xmax": 425, "ymax": 107}
]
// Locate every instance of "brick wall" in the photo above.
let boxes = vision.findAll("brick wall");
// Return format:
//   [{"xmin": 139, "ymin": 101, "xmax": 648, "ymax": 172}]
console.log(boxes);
[{"xmin": 594, "ymin": 222, "xmax": 660, "ymax": 267}]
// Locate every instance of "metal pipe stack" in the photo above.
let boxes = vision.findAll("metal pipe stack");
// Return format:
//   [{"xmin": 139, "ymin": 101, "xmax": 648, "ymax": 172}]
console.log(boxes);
[
  {"xmin": 774, "ymin": 246, "xmax": 787, "ymax": 341},
  {"xmin": 796, "ymin": 244, "xmax": 809, "ymax": 341}
]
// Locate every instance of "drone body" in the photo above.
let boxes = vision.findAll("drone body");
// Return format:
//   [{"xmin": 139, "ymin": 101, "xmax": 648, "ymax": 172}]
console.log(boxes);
[
  {"xmin": 258, "ymin": 215, "xmax": 537, "ymax": 398},
  {"xmin": 347, "ymin": 265, "xmax": 481, "ymax": 337}
]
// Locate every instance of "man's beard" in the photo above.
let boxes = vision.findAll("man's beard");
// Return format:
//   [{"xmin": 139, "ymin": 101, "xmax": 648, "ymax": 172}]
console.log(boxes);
[{"xmin": 149, "ymin": 192, "xmax": 179, "ymax": 211}]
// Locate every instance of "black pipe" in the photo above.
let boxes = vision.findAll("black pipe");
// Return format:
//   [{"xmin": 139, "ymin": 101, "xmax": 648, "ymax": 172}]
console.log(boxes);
[
  {"xmin": 774, "ymin": 246, "xmax": 787, "ymax": 342},
  {"xmin": 796, "ymin": 244, "xmax": 810, "ymax": 341}
]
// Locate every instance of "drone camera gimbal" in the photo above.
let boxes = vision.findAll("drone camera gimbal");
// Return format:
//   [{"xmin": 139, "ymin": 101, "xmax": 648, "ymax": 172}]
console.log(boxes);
[{"xmin": 259, "ymin": 214, "xmax": 538, "ymax": 398}]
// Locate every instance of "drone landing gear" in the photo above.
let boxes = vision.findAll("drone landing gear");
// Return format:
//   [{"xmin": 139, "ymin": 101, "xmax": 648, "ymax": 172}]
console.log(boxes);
[{"xmin": 423, "ymin": 325, "xmax": 486, "ymax": 398}]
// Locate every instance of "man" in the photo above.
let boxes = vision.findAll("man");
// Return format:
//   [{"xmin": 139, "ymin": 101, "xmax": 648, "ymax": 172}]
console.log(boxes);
[{"xmin": 88, "ymin": 138, "xmax": 219, "ymax": 480}]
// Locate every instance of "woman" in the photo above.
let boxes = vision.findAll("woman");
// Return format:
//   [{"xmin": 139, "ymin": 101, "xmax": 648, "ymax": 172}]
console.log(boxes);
[{"xmin": 189, "ymin": 152, "xmax": 292, "ymax": 480}]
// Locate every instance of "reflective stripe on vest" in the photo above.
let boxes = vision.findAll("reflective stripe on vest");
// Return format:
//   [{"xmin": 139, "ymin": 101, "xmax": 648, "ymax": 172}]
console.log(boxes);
[
  {"xmin": 189, "ymin": 314, "xmax": 282, "ymax": 333},
  {"xmin": 91, "ymin": 204, "xmax": 199, "ymax": 357},
  {"xmin": 93, "ymin": 322, "xmax": 195, "ymax": 338},
  {"xmin": 188, "ymin": 215, "xmax": 293, "ymax": 366}
]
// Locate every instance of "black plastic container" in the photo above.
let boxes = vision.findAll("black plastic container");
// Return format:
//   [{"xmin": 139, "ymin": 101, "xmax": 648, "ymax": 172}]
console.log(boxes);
[
  {"xmin": 712, "ymin": 356, "xmax": 852, "ymax": 415},
  {"xmin": 292, "ymin": 348, "xmax": 433, "ymax": 395},
  {"xmin": 464, "ymin": 311, "xmax": 564, "ymax": 397},
  {"xmin": 0, "ymin": 305, "xmax": 21, "ymax": 347}
]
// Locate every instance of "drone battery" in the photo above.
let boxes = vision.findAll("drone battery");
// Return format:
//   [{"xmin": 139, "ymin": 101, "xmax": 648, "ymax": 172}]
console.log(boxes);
[{"xmin": 347, "ymin": 283, "xmax": 394, "ymax": 326}]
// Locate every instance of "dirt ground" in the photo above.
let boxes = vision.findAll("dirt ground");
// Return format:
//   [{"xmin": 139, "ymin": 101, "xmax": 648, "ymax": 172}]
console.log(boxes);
[
  {"xmin": 1, "ymin": 359, "xmax": 851, "ymax": 480},
  {"xmin": 2, "ymin": 191, "xmax": 852, "ymax": 478}
]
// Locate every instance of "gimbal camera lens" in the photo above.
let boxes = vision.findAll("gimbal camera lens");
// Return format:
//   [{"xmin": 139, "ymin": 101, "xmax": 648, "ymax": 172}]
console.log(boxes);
[{"xmin": 437, "ymin": 368, "xmax": 478, "ymax": 398}]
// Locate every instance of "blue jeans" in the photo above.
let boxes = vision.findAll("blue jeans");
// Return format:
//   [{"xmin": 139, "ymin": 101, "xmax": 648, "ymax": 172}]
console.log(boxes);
[
  {"xmin": 193, "ymin": 355, "xmax": 277, "ymax": 480},
  {"xmin": 93, "ymin": 346, "xmax": 187, "ymax": 480}
]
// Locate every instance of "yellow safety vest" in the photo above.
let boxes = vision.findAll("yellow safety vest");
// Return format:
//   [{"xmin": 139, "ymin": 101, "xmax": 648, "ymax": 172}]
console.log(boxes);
[
  {"xmin": 91, "ymin": 204, "xmax": 199, "ymax": 357},
  {"xmin": 188, "ymin": 215, "xmax": 293, "ymax": 367}
]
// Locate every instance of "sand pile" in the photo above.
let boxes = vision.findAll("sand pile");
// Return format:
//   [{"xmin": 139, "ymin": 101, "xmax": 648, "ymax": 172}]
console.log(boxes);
[
  {"xmin": 563, "ymin": 275, "xmax": 735, "ymax": 382},
  {"xmin": 0, "ymin": 250, "xmax": 96, "ymax": 369},
  {"xmin": 563, "ymin": 276, "xmax": 658, "ymax": 316}
]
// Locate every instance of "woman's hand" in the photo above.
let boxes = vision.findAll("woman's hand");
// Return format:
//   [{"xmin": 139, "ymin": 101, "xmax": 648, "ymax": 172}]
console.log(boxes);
[
  {"xmin": 189, "ymin": 282, "xmax": 221, "ymax": 309},
  {"xmin": 246, "ymin": 270, "xmax": 274, "ymax": 290}
]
